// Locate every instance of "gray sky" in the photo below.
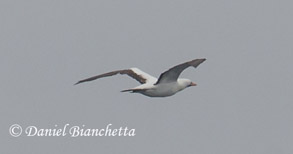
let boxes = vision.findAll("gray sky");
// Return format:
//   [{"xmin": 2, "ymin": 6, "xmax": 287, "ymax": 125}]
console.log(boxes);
[{"xmin": 1, "ymin": 0, "xmax": 293, "ymax": 153}]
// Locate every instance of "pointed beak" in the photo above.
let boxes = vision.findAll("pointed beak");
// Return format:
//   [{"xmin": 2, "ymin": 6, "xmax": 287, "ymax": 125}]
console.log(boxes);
[{"xmin": 190, "ymin": 82, "xmax": 197, "ymax": 86}]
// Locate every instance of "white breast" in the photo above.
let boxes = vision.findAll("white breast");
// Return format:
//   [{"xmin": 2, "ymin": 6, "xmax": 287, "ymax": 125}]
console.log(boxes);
[{"xmin": 141, "ymin": 82, "xmax": 183, "ymax": 97}]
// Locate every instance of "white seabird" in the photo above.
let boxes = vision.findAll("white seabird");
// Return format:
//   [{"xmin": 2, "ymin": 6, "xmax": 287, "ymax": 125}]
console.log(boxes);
[{"xmin": 75, "ymin": 58, "xmax": 206, "ymax": 97}]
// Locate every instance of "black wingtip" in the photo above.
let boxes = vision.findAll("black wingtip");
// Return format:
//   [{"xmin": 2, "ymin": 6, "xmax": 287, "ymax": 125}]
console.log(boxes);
[
  {"xmin": 197, "ymin": 58, "xmax": 206, "ymax": 63},
  {"xmin": 74, "ymin": 81, "xmax": 81, "ymax": 85}
]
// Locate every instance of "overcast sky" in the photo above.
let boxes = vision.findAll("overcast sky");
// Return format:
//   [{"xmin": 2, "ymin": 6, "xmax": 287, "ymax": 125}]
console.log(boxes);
[{"xmin": 1, "ymin": 0, "xmax": 293, "ymax": 153}]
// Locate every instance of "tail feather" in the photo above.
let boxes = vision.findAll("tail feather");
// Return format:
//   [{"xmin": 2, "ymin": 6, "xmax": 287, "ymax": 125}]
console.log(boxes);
[
  {"xmin": 121, "ymin": 89, "xmax": 133, "ymax": 92},
  {"xmin": 121, "ymin": 89, "xmax": 146, "ymax": 93}
]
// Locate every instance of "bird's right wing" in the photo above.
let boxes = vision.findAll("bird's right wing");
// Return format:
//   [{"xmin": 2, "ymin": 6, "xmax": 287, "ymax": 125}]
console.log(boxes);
[
  {"xmin": 75, "ymin": 68, "xmax": 157, "ymax": 85},
  {"xmin": 155, "ymin": 58, "xmax": 206, "ymax": 84}
]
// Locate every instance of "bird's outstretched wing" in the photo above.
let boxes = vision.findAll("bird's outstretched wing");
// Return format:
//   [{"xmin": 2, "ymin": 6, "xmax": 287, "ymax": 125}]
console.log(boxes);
[
  {"xmin": 75, "ymin": 68, "xmax": 157, "ymax": 85},
  {"xmin": 155, "ymin": 58, "xmax": 206, "ymax": 85}
]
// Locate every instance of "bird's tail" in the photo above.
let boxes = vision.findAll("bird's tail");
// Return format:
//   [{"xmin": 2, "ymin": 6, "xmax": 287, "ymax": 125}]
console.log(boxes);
[
  {"xmin": 121, "ymin": 89, "xmax": 133, "ymax": 92},
  {"xmin": 121, "ymin": 88, "xmax": 145, "ymax": 93}
]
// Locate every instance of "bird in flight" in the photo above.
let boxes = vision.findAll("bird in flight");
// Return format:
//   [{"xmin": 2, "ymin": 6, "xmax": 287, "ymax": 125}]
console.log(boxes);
[{"xmin": 75, "ymin": 58, "xmax": 206, "ymax": 97}]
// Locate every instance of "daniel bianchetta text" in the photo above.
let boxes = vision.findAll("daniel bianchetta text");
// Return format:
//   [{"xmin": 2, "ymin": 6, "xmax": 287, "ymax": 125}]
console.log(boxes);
[{"xmin": 10, "ymin": 124, "xmax": 136, "ymax": 137}]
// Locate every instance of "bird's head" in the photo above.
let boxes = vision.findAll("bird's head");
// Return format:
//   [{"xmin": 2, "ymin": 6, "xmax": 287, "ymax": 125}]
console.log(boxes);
[{"xmin": 178, "ymin": 79, "xmax": 197, "ymax": 89}]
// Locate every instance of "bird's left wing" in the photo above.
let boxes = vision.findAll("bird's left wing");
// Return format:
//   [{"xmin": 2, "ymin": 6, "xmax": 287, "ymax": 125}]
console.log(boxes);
[{"xmin": 75, "ymin": 68, "xmax": 157, "ymax": 85}]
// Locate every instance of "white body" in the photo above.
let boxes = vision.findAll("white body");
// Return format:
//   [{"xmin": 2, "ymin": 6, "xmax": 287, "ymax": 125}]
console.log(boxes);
[{"xmin": 129, "ymin": 78, "xmax": 193, "ymax": 97}]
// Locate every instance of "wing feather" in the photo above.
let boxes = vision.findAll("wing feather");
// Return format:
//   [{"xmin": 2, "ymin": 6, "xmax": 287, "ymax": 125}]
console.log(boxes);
[
  {"xmin": 155, "ymin": 58, "xmax": 206, "ymax": 84},
  {"xmin": 75, "ymin": 68, "xmax": 157, "ymax": 85}
]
